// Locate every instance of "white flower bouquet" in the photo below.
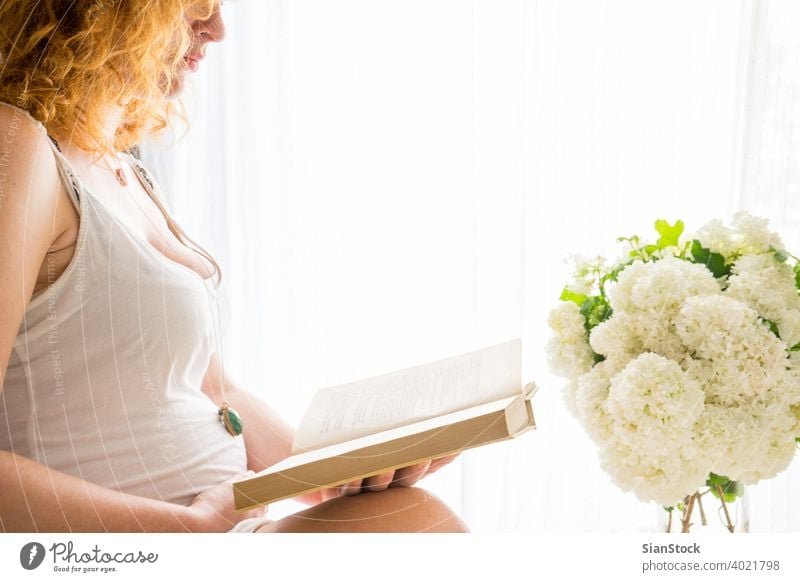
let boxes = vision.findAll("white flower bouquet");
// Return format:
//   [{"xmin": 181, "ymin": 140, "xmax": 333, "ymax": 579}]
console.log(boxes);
[{"xmin": 548, "ymin": 213, "xmax": 800, "ymax": 532}]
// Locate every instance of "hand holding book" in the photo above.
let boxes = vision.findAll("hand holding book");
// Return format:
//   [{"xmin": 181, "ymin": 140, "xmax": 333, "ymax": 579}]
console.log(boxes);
[{"xmin": 321, "ymin": 453, "xmax": 459, "ymax": 501}]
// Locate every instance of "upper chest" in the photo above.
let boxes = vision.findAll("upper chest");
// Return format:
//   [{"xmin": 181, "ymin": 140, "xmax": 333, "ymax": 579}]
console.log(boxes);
[
  {"xmin": 35, "ymin": 153, "xmax": 214, "ymax": 296},
  {"xmin": 65, "ymin": 155, "xmax": 213, "ymax": 277}
]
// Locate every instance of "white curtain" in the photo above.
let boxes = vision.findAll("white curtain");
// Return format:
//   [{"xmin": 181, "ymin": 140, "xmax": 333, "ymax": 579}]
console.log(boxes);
[{"xmin": 141, "ymin": 0, "xmax": 800, "ymax": 531}]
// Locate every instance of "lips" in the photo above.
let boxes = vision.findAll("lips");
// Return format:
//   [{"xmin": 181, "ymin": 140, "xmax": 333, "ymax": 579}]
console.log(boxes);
[{"xmin": 183, "ymin": 53, "xmax": 204, "ymax": 71}]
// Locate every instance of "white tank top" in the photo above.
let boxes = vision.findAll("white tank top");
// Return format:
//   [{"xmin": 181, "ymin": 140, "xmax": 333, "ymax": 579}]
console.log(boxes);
[{"xmin": 0, "ymin": 103, "xmax": 247, "ymax": 506}]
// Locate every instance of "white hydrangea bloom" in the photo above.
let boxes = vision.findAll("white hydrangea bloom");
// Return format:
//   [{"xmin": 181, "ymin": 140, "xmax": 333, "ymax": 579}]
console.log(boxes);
[
  {"xmin": 630, "ymin": 314, "xmax": 688, "ymax": 363},
  {"xmin": 733, "ymin": 211, "xmax": 784, "ymax": 254},
  {"xmin": 607, "ymin": 258, "xmax": 720, "ymax": 361},
  {"xmin": 589, "ymin": 313, "xmax": 642, "ymax": 363},
  {"xmin": 726, "ymin": 253, "xmax": 800, "ymax": 340},
  {"xmin": 785, "ymin": 352, "xmax": 800, "ymax": 406},
  {"xmin": 777, "ymin": 309, "xmax": 800, "ymax": 351},
  {"xmin": 546, "ymin": 302, "xmax": 594, "ymax": 381},
  {"xmin": 600, "ymin": 354, "xmax": 707, "ymax": 504},
  {"xmin": 609, "ymin": 257, "xmax": 721, "ymax": 315},
  {"xmin": 694, "ymin": 218, "xmax": 738, "ymax": 260},
  {"xmin": 605, "ymin": 354, "xmax": 704, "ymax": 432},
  {"xmin": 694, "ymin": 402, "xmax": 800, "ymax": 484},
  {"xmin": 573, "ymin": 359, "xmax": 621, "ymax": 444},
  {"xmin": 676, "ymin": 295, "xmax": 787, "ymax": 405},
  {"xmin": 599, "ymin": 439, "xmax": 708, "ymax": 506}
]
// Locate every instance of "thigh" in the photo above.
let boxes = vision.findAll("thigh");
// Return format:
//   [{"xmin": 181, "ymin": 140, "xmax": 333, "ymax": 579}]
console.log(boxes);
[{"xmin": 256, "ymin": 487, "xmax": 469, "ymax": 533}]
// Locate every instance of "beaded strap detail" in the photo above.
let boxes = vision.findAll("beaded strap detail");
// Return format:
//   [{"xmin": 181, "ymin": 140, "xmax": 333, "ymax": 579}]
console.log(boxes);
[{"xmin": 47, "ymin": 135, "xmax": 81, "ymax": 204}]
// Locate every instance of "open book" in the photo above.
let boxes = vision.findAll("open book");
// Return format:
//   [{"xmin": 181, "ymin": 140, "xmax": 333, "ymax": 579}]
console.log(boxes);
[{"xmin": 233, "ymin": 338, "xmax": 537, "ymax": 510}]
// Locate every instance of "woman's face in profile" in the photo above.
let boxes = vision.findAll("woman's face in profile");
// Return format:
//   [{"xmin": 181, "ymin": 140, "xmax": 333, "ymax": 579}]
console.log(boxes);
[{"xmin": 168, "ymin": 2, "xmax": 226, "ymax": 97}]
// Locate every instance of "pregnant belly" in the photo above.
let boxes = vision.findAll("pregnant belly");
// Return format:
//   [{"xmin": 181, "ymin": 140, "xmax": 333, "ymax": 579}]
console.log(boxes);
[{"xmin": 47, "ymin": 406, "xmax": 249, "ymax": 506}]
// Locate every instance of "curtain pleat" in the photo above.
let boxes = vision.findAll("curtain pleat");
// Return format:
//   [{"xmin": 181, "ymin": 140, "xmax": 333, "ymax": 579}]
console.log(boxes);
[{"xmin": 141, "ymin": 0, "xmax": 799, "ymax": 531}]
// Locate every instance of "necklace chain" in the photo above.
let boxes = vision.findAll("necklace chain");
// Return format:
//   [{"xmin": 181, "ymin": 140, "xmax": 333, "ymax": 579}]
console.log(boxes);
[
  {"xmin": 102, "ymin": 153, "xmax": 129, "ymax": 186},
  {"xmin": 99, "ymin": 152, "xmax": 239, "ymax": 437}
]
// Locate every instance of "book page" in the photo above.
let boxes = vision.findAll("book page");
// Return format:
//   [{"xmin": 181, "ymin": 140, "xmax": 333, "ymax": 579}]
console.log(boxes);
[{"xmin": 292, "ymin": 338, "xmax": 521, "ymax": 452}]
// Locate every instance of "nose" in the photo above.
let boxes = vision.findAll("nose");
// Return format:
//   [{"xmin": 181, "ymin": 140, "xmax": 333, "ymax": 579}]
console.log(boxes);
[{"xmin": 194, "ymin": 8, "xmax": 226, "ymax": 43}]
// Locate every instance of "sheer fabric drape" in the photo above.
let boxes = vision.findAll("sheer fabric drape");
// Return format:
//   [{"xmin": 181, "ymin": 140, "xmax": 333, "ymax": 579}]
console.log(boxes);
[{"xmin": 141, "ymin": 0, "xmax": 799, "ymax": 531}]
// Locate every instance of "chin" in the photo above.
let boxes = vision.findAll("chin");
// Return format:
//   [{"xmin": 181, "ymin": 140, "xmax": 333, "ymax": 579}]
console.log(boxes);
[
  {"xmin": 167, "ymin": 79, "xmax": 187, "ymax": 100},
  {"xmin": 160, "ymin": 70, "xmax": 188, "ymax": 100}
]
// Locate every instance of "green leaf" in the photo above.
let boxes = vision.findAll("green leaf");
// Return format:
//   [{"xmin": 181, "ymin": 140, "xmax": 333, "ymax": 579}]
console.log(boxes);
[
  {"xmin": 706, "ymin": 472, "xmax": 730, "ymax": 487},
  {"xmin": 714, "ymin": 481, "xmax": 744, "ymax": 503},
  {"xmin": 663, "ymin": 506, "xmax": 674, "ymax": 513},
  {"xmin": 579, "ymin": 296, "xmax": 613, "ymax": 333},
  {"xmin": 790, "ymin": 343, "xmax": 800, "ymax": 352},
  {"xmin": 761, "ymin": 318, "xmax": 781, "ymax": 339},
  {"xmin": 707, "ymin": 473, "xmax": 744, "ymax": 502},
  {"xmin": 601, "ymin": 261, "xmax": 633, "ymax": 287},
  {"xmin": 690, "ymin": 240, "xmax": 730, "ymax": 278},
  {"xmin": 795, "ymin": 267, "xmax": 800, "ymax": 291},
  {"xmin": 655, "ymin": 219, "xmax": 684, "ymax": 250},
  {"xmin": 559, "ymin": 287, "xmax": 587, "ymax": 307},
  {"xmin": 577, "ymin": 296, "xmax": 612, "ymax": 364}
]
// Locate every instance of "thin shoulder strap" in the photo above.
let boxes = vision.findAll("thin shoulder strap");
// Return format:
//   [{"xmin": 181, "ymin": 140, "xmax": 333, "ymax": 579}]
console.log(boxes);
[
  {"xmin": 125, "ymin": 153, "xmax": 158, "ymax": 200},
  {"xmin": 43, "ymin": 134, "xmax": 83, "ymax": 212},
  {"xmin": 0, "ymin": 101, "xmax": 82, "ymax": 211},
  {"xmin": 124, "ymin": 152, "xmax": 221, "ymax": 285},
  {"xmin": 45, "ymin": 135, "xmax": 83, "ymax": 210}
]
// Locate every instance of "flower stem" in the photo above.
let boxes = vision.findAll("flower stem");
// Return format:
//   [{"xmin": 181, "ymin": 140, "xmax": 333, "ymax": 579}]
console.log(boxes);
[
  {"xmin": 715, "ymin": 485, "xmax": 736, "ymax": 533},
  {"xmin": 666, "ymin": 508, "xmax": 673, "ymax": 533},
  {"xmin": 696, "ymin": 491, "xmax": 707, "ymax": 526},
  {"xmin": 680, "ymin": 494, "xmax": 696, "ymax": 533}
]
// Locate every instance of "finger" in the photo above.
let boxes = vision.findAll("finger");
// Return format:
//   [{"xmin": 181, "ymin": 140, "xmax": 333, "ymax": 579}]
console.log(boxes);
[
  {"xmin": 427, "ymin": 454, "xmax": 459, "ymax": 475},
  {"xmin": 362, "ymin": 471, "xmax": 395, "ymax": 492},
  {"xmin": 244, "ymin": 505, "xmax": 269, "ymax": 521},
  {"xmin": 339, "ymin": 478, "xmax": 363, "ymax": 496},
  {"xmin": 390, "ymin": 460, "xmax": 431, "ymax": 488},
  {"xmin": 319, "ymin": 486, "xmax": 341, "ymax": 503}
]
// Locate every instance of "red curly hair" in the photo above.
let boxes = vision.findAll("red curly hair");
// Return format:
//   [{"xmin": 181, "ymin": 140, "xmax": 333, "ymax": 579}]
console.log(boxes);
[{"xmin": 0, "ymin": 0, "xmax": 219, "ymax": 157}]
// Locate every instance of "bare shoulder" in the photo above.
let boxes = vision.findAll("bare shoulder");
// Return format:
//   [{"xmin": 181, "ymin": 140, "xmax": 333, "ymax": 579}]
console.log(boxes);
[
  {"xmin": 0, "ymin": 104, "xmax": 58, "ymax": 181},
  {"xmin": 0, "ymin": 104, "xmax": 73, "ymax": 239},
  {"xmin": 0, "ymin": 104, "xmax": 44, "ymax": 147}
]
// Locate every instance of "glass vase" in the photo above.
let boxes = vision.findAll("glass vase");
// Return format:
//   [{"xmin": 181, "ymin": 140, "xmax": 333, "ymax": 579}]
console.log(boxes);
[{"xmin": 658, "ymin": 488, "xmax": 749, "ymax": 533}]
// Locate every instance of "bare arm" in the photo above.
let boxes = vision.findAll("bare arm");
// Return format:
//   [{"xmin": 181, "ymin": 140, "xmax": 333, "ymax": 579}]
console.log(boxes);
[
  {"xmin": 200, "ymin": 353, "xmax": 330, "ymax": 506},
  {"xmin": 0, "ymin": 450, "xmax": 208, "ymax": 532},
  {"xmin": 200, "ymin": 355, "xmax": 296, "ymax": 468}
]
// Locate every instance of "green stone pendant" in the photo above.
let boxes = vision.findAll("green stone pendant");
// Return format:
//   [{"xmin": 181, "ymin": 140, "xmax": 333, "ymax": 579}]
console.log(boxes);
[{"xmin": 218, "ymin": 402, "xmax": 244, "ymax": 436}]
